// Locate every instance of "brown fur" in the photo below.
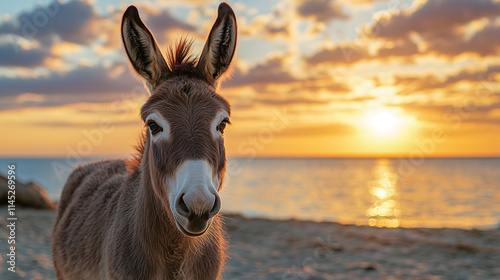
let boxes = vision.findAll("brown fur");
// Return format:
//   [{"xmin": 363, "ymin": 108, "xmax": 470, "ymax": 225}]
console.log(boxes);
[{"xmin": 52, "ymin": 3, "xmax": 237, "ymax": 279}]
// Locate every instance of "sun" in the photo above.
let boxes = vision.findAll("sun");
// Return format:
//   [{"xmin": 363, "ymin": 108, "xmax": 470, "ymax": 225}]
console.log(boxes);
[{"xmin": 365, "ymin": 109, "xmax": 401, "ymax": 135}]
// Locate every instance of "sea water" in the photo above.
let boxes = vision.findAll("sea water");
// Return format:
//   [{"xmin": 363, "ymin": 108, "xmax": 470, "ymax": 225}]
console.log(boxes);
[{"xmin": 1, "ymin": 157, "xmax": 499, "ymax": 229}]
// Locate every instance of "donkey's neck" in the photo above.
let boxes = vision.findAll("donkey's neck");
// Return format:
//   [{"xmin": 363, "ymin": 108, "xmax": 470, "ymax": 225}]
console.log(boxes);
[
  {"xmin": 132, "ymin": 165, "xmax": 192, "ymax": 276},
  {"xmin": 126, "ymin": 141, "xmax": 226, "ymax": 278}
]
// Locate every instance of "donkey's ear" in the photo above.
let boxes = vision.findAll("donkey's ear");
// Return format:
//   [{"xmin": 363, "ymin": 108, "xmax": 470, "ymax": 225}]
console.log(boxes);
[
  {"xmin": 197, "ymin": 3, "xmax": 237, "ymax": 85},
  {"xmin": 121, "ymin": 6, "xmax": 170, "ymax": 89}
]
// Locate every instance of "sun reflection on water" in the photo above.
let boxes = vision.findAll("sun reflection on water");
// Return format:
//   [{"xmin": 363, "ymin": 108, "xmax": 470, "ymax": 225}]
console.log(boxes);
[
  {"xmin": 366, "ymin": 159, "xmax": 401, "ymax": 228},
  {"xmin": 221, "ymin": 158, "xmax": 500, "ymax": 229}
]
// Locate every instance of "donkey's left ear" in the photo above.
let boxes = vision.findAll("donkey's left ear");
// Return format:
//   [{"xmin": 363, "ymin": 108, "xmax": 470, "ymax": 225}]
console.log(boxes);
[
  {"xmin": 121, "ymin": 6, "xmax": 170, "ymax": 90},
  {"xmin": 197, "ymin": 2, "xmax": 237, "ymax": 86}
]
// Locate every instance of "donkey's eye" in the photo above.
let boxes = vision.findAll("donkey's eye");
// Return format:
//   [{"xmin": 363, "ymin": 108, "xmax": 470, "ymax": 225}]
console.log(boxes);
[
  {"xmin": 217, "ymin": 118, "xmax": 230, "ymax": 134},
  {"xmin": 147, "ymin": 121, "xmax": 163, "ymax": 135}
]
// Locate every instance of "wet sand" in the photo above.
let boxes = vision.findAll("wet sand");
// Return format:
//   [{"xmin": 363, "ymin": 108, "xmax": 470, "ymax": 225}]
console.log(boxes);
[{"xmin": 0, "ymin": 208, "xmax": 499, "ymax": 279}]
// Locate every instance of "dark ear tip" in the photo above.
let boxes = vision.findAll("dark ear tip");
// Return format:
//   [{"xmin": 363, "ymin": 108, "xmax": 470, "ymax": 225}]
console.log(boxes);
[
  {"xmin": 123, "ymin": 5, "xmax": 139, "ymax": 18},
  {"xmin": 218, "ymin": 2, "xmax": 234, "ymax": 16}
]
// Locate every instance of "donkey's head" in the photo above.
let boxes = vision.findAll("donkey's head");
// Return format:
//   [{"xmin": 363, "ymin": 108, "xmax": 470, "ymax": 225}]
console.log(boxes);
[{"xmin": 121, "ymin": 3, "xmax": 236, "ymax": 237}]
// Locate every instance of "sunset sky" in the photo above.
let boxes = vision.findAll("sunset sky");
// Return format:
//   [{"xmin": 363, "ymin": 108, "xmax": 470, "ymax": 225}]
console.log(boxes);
[{"xmin": 1, "ymin": 0, "xmax": 499, "ymax": 158}]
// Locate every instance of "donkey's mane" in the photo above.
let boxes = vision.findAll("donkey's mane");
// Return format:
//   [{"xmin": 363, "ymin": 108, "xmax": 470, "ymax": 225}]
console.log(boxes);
[
  {"xmin": 127, "ymin": 129, "xmax": 146, "ymax": 173},
  {"xmin": 166, "ymin": 38, "xmax": 199, "ymax": 76}
]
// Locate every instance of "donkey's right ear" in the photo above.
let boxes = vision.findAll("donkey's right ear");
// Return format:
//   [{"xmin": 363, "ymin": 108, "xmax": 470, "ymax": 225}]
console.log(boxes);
[
  {"xmin": 121, "ymin": 6, "xmax": 170, "ymax": 90},
  {"xmin": 197, "ymin": 3, "xmax": 237, "ymax": 86}
]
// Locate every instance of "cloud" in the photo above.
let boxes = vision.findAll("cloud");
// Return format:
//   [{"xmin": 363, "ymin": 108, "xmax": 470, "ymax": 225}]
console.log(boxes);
[
  {"xmin": 306, "ymin": 43, "xmax": 370, "ymax": 65},
  {"xmin": 136, "ymin": 5, "xmax": 198, "ymax": 45},
  {"xmin": 0, "ymin": 0, "xmax": 198, "ymax": 57},
  {"xmin": 395, "ymin": 64, "xmax": 500, "ymax": 93},
  {"xmin": 306, "ymin": 39, "xmax": 423, "ymax": 66},
  {"xmin": 225, "ymin": 58, "xmax": 297, "ymax": 88},
  {"xmin": 240, "ymin": 0, "xmax": 350, "ymax": 40},
  {"xmin": 256, "ymin": 96, "xmax": 330, "ymax": 106},
  {"xmin": 447, "ymin": 64, "xmax": 500, "ymax": 84},
  {"xmin": 280, "ymin": 122, "xmax": 357, "ymax": 137},
  {"xmin": 221, "ymin": 56, "xmax": 351, "ymax": 110},
  {"xmin": 225, "ymin": 56, "xmax": 351, "ymax": 98},
  {"xmin": 345, "ymin": 0, "xmax": 392, "ymax": 5},
  {"xmin": 239, "ymin": 11, "xmax": 292, "ymax": 40},
  {"xmin": 28, "ymin": 120, "xmax": 140, "ymax": 128},
  {"xmin": 0, "ymin": 0, "xmax": 105, "ymax": 69},
  {"xmin": 144, "ymin": 8, "xmax": 196, "ymax": 32},
  {"xmin": 240, "ymin": 19, "xmax": 291, "ymax": 39},
  {"xmin": 296, "ymin": 0, "xmax": 349, "ymax": 22},
  {"xmin": 362, "ymin": 0, "xmax": 500, "ymax": 58},
  {"xmin": 394, "ymin": 101, "xmax": 500, "ymax": 126},
  {"xmin": 425, "ymin": 23, "xmax": 500, "ymax": 57},
  {"xmin": 0, "ymin": 42, "xmax": 49, "ymax": 67},
  {"xmin": 0, "ymin": 62, "xmax": 149, "ymax": 111},
  {"xmin": 376, "ymin": 39, "xmax": 419, "ymax": 59},
  {"xmin": 305, "ymin": 0, "xmax": 500, "ymax": 67},
  {"xmin": 0, "ymin": 63, "xmax": 140, "ymax": 98},
  {"xmin": 0, "ymin": 0, "xmax": 102, "ymax": 46},
  {"xmin": 394, "ymin": 74, "xmax": 443, "ymax": 94},
  {"xmin": 365, "ymin": 0, "xmax": 500, "ymax": 39}
]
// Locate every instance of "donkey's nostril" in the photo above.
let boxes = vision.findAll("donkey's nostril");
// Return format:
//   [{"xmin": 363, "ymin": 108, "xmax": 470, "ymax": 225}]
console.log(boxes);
[
  {"xmin": 176, "ymin": 192, "xmax": 220, "ymax": 220},
  {"xmin": 209, "ymin": 195, "xmax": 221, "ymax": 218},
  {"xmin": 176, "ymin": 194, "xmax": 191, "ymax": 218}
]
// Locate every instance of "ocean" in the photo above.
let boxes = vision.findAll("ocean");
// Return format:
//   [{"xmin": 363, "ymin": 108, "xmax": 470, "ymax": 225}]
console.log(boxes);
[{"xmin": 1, "ymin": 157, "xmax": 499, "ymax": 229}]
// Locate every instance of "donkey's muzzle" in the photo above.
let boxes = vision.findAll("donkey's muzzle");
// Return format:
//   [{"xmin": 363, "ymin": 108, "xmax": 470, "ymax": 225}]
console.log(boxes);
[{"xmin": 174, "ymin": 192, "xmax": 221, "ymax": 236}]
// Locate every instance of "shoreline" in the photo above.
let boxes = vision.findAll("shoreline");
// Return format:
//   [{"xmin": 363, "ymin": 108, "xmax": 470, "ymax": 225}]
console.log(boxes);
[
  {"xmin": 0, "ymin": 208, "xmax": 499, "ymax": 279},
  {"xmin": 225, "ymin": 212, "xmax": 500, "ymax": 231}
]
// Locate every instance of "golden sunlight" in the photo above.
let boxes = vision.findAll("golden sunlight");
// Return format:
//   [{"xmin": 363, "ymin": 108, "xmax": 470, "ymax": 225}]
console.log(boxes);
[
  {"xmin": 360, "ymin": 108, "xmax": 418, "ymax": 144},
  {"xmin": 367, "ymin": 159, "xmax": 401, "ymax": 228},
  {"xmin": 366, "ymin": 109, "xmax": 399, "ymax": 135}
]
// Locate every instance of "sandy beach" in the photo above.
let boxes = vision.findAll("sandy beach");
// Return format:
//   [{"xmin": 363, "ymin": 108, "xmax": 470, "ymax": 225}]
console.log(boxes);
[{"xmin": 1, "ymin": 208, "xmax": 499, "ymax": 280}]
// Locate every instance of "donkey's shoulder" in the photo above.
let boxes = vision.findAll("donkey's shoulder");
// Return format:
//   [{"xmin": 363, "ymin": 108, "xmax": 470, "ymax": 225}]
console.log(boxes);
[
  {"xmin": 68, "ymin": 159, "xmax": 128, "ymax": 185},
  {"xmin": 57, "ymin": 159, "xmax": 129, "ymax": 215}
]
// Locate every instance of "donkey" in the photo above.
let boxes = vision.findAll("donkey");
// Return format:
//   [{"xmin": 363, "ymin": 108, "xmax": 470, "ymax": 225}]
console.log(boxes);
[{"xmin": 52, "ymin": 3, "xmax": 237, "ymax": 279}]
